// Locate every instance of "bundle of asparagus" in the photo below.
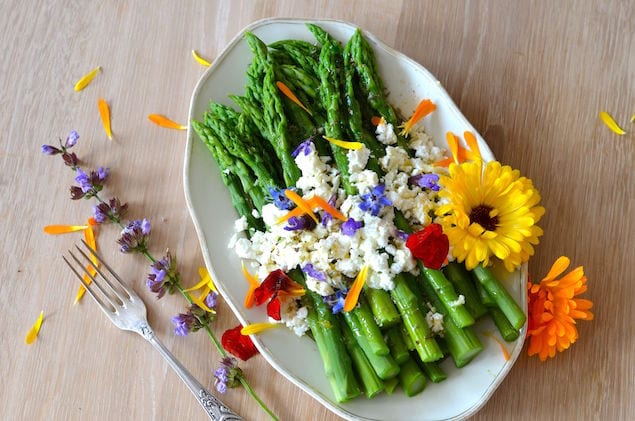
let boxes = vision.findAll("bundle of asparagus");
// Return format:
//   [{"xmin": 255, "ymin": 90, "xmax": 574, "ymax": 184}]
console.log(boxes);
[{"xmin": 193, "ymin": 24, "xmax": 526, "ymax": 402}]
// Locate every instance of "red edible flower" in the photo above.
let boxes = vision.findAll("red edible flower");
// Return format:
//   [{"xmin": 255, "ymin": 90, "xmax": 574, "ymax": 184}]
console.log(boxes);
[
  {"xmin": 267, "ymin": 299, "xmax": 282, "ymax": 321},
  {"xmin": 253, "ymin": 269, "xmax": 305, "ymax": 305},
  {"xmin": 221, "ymin": 324, "xmax": 259, "ymax": 361},
  {"xmin": 405, "ymin": 223, "xmax": 449, "ymax": 269}
]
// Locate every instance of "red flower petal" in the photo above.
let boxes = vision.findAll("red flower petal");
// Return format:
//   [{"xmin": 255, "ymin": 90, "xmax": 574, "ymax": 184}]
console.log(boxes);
[
  {"xmin": 253, "ymin": 269, "xmax": 304, "ymax": 305},
  {"xmin": 405, "ymin": 223, "xmax": 449, "ymax": 269},
  {"xmin": 221, "ymin": 324, "xmax": 259, "ymax": 361},
  {"xmin": 267, "ymin": 297, "xmax": 282, "ymax": 320}
]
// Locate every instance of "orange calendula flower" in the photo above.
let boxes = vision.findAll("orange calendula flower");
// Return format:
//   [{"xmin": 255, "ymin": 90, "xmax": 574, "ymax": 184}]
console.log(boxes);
[
  {"xmin": 276, "ymin": 81, "xmax": 312, "ymax": 115},
  {"xmin": 191, "ymin": 50, "xmax": 212, "ymax": 67},
  {"xmin": 527, "ymin": 256, "xmax": 594, "ymax": 361},
  {"xmin": 399, "ymin": 99, "xmax": 436, "ymax": 136},
  {"xmin": 148, "ymin": 114, "xmax": 187, "ymax": 130},
  {"xmin": 25, "ymin": 311, "xmax": 44, "ymax": 345},
  {"xmin": 74, "ymin": 66, "xmax": 101, "ymax": 91},
  {"xmin": 98, "ymin": 98, "xmax": 113, "ymax": 140},
  {"xmin": 343, "ymin": 265, "xmax": 370, "ymax": 312}
]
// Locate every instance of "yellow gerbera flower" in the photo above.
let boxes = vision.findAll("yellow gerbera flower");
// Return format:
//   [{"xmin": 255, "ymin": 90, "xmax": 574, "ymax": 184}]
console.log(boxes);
[{"xmin": 436, "ymin": 160, "xmax": 545, "ymax": 271}]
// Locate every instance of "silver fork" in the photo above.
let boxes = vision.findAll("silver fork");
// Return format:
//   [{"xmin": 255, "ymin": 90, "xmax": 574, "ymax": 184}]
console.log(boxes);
[{"xmin": 63, "ymin": 240, "xmax": 242, "ymax": 421}]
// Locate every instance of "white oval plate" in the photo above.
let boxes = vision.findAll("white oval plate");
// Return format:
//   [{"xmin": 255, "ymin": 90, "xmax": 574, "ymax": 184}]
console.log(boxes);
[{"xmin": 184, "ymin": 18, "xmax": 527, "ymax": 421}]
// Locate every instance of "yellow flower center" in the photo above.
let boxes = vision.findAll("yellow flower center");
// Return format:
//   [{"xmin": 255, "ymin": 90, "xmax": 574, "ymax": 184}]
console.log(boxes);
[{"xmin": 469, "ymin": 204, "xmax": 498, "ymax": 231}]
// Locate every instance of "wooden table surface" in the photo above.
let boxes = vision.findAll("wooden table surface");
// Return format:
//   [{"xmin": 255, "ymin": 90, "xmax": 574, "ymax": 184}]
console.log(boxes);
[{"xmin": 1, "ymin": 1, "xmax": 633, "ymax": 420}]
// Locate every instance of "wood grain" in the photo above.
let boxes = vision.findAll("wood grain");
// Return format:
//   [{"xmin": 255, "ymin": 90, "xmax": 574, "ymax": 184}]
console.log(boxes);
[{"xmin": 0, "ymin": 1, "xmax": 632, "ymax": 420}]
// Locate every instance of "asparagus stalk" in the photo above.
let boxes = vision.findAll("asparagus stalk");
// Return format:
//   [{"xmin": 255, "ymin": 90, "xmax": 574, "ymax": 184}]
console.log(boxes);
[
  {"xmin": 444, "ymin": 262, "xmax": 488, "ymax": 320},
  {"xmin": 420, "ymin": 361, "xmax": 448, "ymax": 383},
  {"xmin": 385, "ymin": 326, "xmax": 411, "ymax": 365},
  {"xmin": 398, "ymin": 357, "xmax": 427, "ymax": 397},
  {"xmin": 352, "ymin": 296, "xmax": 391, "ymax": 356},
  {"xmin": 341, "ymin": 320, "xmax": 386, "ymax": 398},
  {"xmin": 420, "ymin": 265, "xmax": 475, "ymax": 329},
  {"xmin": 365, "ymin": 286, "xmax": 401, "ymax": 328},
  {"xmin": 472, "ymin": 264, "xmax": 526, "ymax": 330}
]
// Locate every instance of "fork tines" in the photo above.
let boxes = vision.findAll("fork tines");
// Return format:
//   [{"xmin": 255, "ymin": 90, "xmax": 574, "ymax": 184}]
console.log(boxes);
[{"xmin": 62, "ymin": 240, "xmax": 133, "ymax": 312}]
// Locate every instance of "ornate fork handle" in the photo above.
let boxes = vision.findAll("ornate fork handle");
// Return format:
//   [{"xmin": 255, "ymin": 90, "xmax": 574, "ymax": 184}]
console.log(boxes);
[{"xmin": 138, "ymin": 322, "xmax": 242, "ymax": 420}]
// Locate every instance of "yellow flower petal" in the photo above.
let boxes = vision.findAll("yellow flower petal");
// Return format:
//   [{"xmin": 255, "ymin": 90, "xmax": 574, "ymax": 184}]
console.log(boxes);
[
  {"xmin": 241, "ymin": 322, "xmax": 280, "ymax": 335},
  {"xmin": 599, "ymin": 111, "xmax": 626, "ymax": 135},
  {"xmin": 191, "ymin": 50, "xmax": 212, "ymax": 67},
  {"xmin": 43, "ymin": 224, "xmax": 88, "ymax": 234},
  {"xmin": 322, "ymin": 135, "xmax": 364, "ymax": 150},
  {"xmin": 98, "ymin": 98, "xmax": 113, "ymax": 140},
  {"xmin": 25, "ymin": 311, "xmax": 44, "ymax": 344},
  {"xmin": 344, "ymin": 265, "xmax": 369, "ymax": 312},
  {"xmin": 191, "ymin": 288, "xmax": 216, "ymax": 313},
  {"xmin": 74, "ymin": 66, "xmax": 101, "ymax": 91},
  {"xmin": 148, "ymin": 114, "xmax": 187, "ymax": 130},
  {"xmin": 198, "ymin": 267, "xmax": 217, "ymax": 293},
  {"xmin": 631, "ymin": 114, "xmax": 635, "ymax": 123}
]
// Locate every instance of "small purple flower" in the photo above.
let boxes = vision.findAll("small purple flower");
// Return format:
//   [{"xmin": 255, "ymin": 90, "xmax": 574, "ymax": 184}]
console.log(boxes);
[
  {"xmin": 341, "ymin": 218, "xmax": 363, "ymax": 236},
  {"xmin": 268, "ymin": 187, "xmax": 294, "ymax": 210},
  {"xmin": 205, "ymin": 291, "xmax": 218, "ymax": 309},
  {"xmin": 41, "ymin": 144, "xmax": 62, "ymax": 155},
  {"xmin": 70, "ymin": 185, "xmax": 85, "ymax": 200},
  {"xmin": 74, "ymin": 166, "xmax": 109, "ymax": 196},
  {"xmin": 171, "ymin": 311, "xmax": 196, "ymax": 336},
  {"xmin": 324, "ymin": 289, "xmax": 348, "ymax": 314},
  {"xmin": 65, "ymin": 130, "xmax": 79, "ymax": 148},
  {"xmin": 409, "ymin": 173, "xmax": 440, "ymax": 191},
  {"xmin": 359, "ymin": 184, "xmax": 392, "ymax": 216},
  {"xmin": 93, "ymin": 197, "xmax": 128, "ymax": 224},
  {"xmin": 214, "ymin": 356, "xmax": 241, "ymax": 394},
  {"xmin": 117, "ymin": 218, "xmax": 151, "ymax": 253},
  {"xmin": 146, "ymin": 251, "xmax": 175, "ymax": 299},
  {"xmin": 62, "ymin": 152, "xmax": 79, "ymax": 168},
  {"xmin": 395, "ymin": 230, "xmax": 410, "ymax": 241},
  {"xmin": 321, "ymin": 195, "xmax": 338, "ymax": 227},
  {"xmin": 302, "ymin": 263, "xmax": 326, "ymax": 281},
  {"xmin": 284, "ymin": 214, "xmax": 316, "ymax": 231},
  {"xmin": 291, "ymin": 138, "xmax": 314, "ymax": 158}
]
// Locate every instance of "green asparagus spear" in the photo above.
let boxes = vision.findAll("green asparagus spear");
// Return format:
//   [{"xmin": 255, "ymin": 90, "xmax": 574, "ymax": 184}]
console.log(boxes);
[{"xmin": 472, "ymin": 264, "xmax": 526, "ymax": 330}]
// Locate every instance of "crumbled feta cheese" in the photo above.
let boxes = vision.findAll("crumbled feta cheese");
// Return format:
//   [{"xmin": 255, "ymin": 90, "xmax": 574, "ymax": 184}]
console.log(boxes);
[
  {"xmin": 306, "ymin": 277, "xmax": 335, "ymax": 296},
  {"xmin": 376, "ymin": 121, "xmax": 397, "ymax": 145},
  {"xmin": 449, "ymin": 294, "xmax": 466, "ymax": 307},
  {"xmin": 280, "ymin": 299, "xmax": 309, "ymax": 336},
  {"xmin": 425, "ymin": 305, "xmax": 444, "ymax": 334},
  {"xmin": 347, "ymin": 146, "xmax": 370, "ymax": 173},
  {"xmin": 234, "ymin": 216, "xmax": 248, "ymax": 233}
]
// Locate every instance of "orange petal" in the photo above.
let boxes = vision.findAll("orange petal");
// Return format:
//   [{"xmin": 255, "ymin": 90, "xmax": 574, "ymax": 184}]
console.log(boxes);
[
  {"xmin": 322, "ymin": 135, "xmax": 364, "ymax": 150},
  {"xmin": 599, "ymin": 111, "xmax": 626, "ymax": 135},
  {"xmin": 241, "ymin": 322, "xmax": 280, "ymax": 335},
  {"xmin": 191, "ymin": 50, "xmax": 212, "ymax": 67},
  {"xmin": 87, "ymin": 217, "xmax": 99, "ymax": 226},
  {"xmin": 75, "ymin": 224, "xmax": 98, "ymax": 304},
  {"xmin": 74, "ymin": 66, "xmax": 101, "ymax": 91},
  {"xmin": 43, "ymin": 225, "xmax": 88, "ymax": 235},
  {"xmin": 400, "ymin": 99, "xmax": 436, "ymax": 136},
  {"xmin": 344, "ymin": 265, "xmax": 369, "ymax": 312},
  {"xmin": 371, "ymin": 116, "xmax": 384, "ymax": 126},
  {"xmin": 242, "ymin": 261, "xmax": 260, "ymax": 308},
  {"xmin": 463, "ymin": 131, "xmax": 482, "ymax": 161},
  {"xmin": 276, "ymin": 81, "xmax": 312, "ymax": 115},
  {"xmin": 276, "ymin": 206, "xmax": 306, "ymax": 224},
  {"xmin": 98, "ymin": 98, "xmax": 112, "ymax": 140},
  {"xmin": 284, "ymin": 190, "xmax": 319, "ymax": 223},
  {"xmin": 148, "ymin": 114, "xmax": 187, "ymax": 130},
  {"xmin": 446, "ymin": 132, "xmax": 460, "ymax": 165},
  {"xmin": 25, "ymin": 311, "xmax": 44, "ymax": 344},
  {"xmin": 308, "ymin": 196, "xmax": 347, "ymax": 221},
  {"xmin": 542, "ymin": 256, "xmax": 570, "ymax": 283}
]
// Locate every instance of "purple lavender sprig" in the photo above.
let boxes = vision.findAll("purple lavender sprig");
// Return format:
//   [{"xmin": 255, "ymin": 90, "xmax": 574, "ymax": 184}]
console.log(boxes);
[{"xmin": 214, "ymin": 356, "xmax": 243, "ymax": 394}]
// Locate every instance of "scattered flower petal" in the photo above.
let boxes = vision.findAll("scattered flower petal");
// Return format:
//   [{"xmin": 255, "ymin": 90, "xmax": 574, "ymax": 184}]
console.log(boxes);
[
  {"xmin": 309, "ymin": 195, "xmax": 346, "ymax": 221},
  {"xmin": 43, "ymin": 224, "xmax": 88, "ymax": 235},
  {"xmin": 74, "ymin": 66, "xmax": 101, "ymax": 91},
  {"xmin": 276, "ymin": 81, "xmax": 312, "ymax": 115},
  {"xmin": 241, "ymin": 322, "xmax": 280, "ymax": 335},
  {"xmin": 242, "ymin": 261, "xmax": 260, "ymax": 308},
  {"xmin": 343, "ymin": 265, "xmax": 369, "ymax": 312},
  {"xmin": 599, "ymin": 111, "xmax": 626, "ymax": 135},
  {"xmin": 484, "ymin": 331, "xmax": 511, "ymax": 361},
  {"xmin": 370, "ymin": 116, "xmax": 384, "ymax": 126},
  {"xmin": 191, "ymin": 50, "xmax": 212, "ymax": 67},
  {"xmin": 341, "ymin": 218, "xmax": 363, "ymax": 236},
  {"xmin": 98, "ymin": 98, "xmax": 113, "ymax": 140},
  {"xmin": 399, "ymin": 99, "xmax": 436, "ymax": 136},
  {"xmin": 75, "ymin": 222, "xmax": 98, "ymax": 304},
  {"xmin": 148, "ymin": 114, "xmax": 187, "ymax": 130},
  {"xmin": 322, "ymin": 135, "xmax": 364, "ymax": 150},
  {"xmin": 222, "ymin": 324, "xmax": 259, "ymax": 361},
  {"xmin": 284, "ymin": 190, "xmax": 318, "ymax": 223},
  {"xmin": 359, "ymin": 184, "xmax": 392, "ymax": 216},
  {"xmin": 25, "ymin": 311, "xmax": 44, "ymax": 344}
]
